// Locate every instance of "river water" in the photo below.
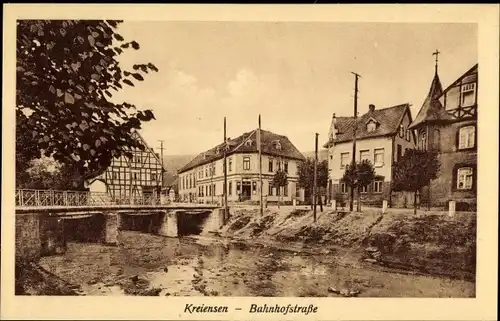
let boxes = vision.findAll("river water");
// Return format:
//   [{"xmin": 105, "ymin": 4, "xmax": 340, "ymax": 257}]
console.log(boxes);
[{"xmin": 38, "ymin": 231, "xmax": 474, "ymax": 297}]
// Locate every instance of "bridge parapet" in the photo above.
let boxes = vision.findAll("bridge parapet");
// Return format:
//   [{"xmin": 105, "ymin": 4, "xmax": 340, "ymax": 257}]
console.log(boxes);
[{"xmin": 15, "ymin": 189, "xmax": 169, "ymax": 208}]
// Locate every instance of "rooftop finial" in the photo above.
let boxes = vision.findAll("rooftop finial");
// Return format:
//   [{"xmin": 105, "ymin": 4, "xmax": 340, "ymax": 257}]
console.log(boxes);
[{"xmin": 432, "ymin": 49, "xmax": 440, "ymax": 75}]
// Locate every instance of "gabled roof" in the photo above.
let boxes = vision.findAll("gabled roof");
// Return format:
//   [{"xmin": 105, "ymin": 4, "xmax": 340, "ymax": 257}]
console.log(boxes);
[
  {"xmin": 441, "ymin": 63, "xmax": 478, "ymax": 95},
  {"xmin": 324, "ymin": 103, "xmax": 411, "ymax": 146},
  {"xmin": 408, "ymin": 71, "xmax": 452, "ymax": 129},
  {"xmin": 178, "ymin": 129, "xmax": 306, "ymax": 174}
]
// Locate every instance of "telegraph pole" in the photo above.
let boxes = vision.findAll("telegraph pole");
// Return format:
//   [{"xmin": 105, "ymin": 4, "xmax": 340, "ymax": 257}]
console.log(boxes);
[
  {"xmin": 223, "ymin": 117, "xmax": 228, "ymax": 218},
  {"xmin": 258, "ymin": 114, "xmax": 263, "ymax": 217},
  {"xmin": 313, "ymin": 133, "xmax": 319, "ymax": 222},
  {"xmin": 350, "ymin": 72, "xmax": 360, "ymax": 212},
  {"xmin": 158, "ymin": 140, "xmax": 165, "ymax": 203}
]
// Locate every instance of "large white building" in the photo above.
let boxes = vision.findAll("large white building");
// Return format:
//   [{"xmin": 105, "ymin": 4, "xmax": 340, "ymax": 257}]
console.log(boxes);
[
  {"xmin": 178, "ymin": 129, "xmax": 306, "ymax": 204},
  {"xmin": 324, "ymin": 103, "xmax": 416, "ymax": 206}
]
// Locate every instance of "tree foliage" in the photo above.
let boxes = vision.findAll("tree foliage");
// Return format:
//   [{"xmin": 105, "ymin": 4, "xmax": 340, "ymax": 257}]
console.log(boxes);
[
  {"xmin": 392, "ymin": 148, "xmax": 440, "ymax": 214},
  {"xmin": 342, "ymin": 159, "xmax": 376, "ymax": 189},
  {"xmin": 16, "ymin": 20, "xmax": 159, "ymax": 183},
  {"xmin": 297, "ymin": 158, "xmax": 329, "ymax": 194},
  {"xmin": 272, "ymin": 169, "xmax": 288, "ymax": 189},
  {"xmin": 392, "ymin": 149, "xmax": 440, "ymax": 192}
]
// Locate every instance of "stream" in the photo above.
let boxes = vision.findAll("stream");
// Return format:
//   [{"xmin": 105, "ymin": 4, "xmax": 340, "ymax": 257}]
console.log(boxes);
[{"xmin": 38, "ymin": 231, "xmax": 475, "ymax": 297}]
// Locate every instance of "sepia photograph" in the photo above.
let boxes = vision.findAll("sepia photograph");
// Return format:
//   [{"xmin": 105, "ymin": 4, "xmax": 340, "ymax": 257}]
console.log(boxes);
[{"xmin": 2, "ymin": 4, "xmax": 498, "ymax": 321}]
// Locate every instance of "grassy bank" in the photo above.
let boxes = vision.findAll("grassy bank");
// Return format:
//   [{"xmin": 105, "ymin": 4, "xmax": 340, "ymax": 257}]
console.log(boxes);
[
  {"xmin": 220, "ymin": 206, "xmax": 476, "ymax": 282},
  {"xmin": 15, "ymin": 262, "xmax": 80, "ymax": 295}
]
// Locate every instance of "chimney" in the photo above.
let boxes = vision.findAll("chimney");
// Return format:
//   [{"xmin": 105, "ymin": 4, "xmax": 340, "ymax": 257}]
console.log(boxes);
[{"xmin": 369, "ymin": 104, "xmax": 375, "ymax": 112}]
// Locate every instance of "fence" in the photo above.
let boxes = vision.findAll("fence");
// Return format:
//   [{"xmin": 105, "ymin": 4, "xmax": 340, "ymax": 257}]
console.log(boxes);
[{"xmin": 15, "ymin": 189, "xmax": 168, "ymax": 207}]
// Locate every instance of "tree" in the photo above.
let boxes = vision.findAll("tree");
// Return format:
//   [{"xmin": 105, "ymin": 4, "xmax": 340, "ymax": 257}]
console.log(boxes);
[
  {"xmin": 392, "ymin": 148, "xmax": 440, "ymax": 215},
  {"xmin": 16, "ymin": 20, "xmax": 159, "ymax": 186},
  {"xmin": 297, "ymin": 158, "xmax": 329, "ymax": 209},
  {"xmin": 272, "ymin": 169, "xmax": 288, "ymax": 208},
  {"xmin": 342, "ymin": 159, "xmax": 376, "ymax": 212}
]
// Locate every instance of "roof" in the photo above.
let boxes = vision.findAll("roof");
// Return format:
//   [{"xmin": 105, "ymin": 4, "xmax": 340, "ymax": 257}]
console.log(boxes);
[
  {"xmin": 324, "ymin": 103, "xmax": 411, "ymax": 146},
  {"xmin": 84, "ymin": 129, "xmax": 165, "ymax": 181},
  {"xmin": 178, "ymin": 129, "xmax": 306, "ymax": 173},
  {"xmin": 408, "ymin": 71, "xmax": 452, "ymax": 129}
]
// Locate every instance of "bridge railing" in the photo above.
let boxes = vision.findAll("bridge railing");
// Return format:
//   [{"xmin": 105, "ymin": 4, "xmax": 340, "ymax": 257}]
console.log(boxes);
[{"xmin": 15, "ymin": 189, "xmax": 170, "ymax": 207}]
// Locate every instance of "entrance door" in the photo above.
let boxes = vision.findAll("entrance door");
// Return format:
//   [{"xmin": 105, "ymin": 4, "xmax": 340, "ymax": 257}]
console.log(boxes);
[{"xmin": 241, "ymin": 181, "xmax": 251, "ymax": 201}]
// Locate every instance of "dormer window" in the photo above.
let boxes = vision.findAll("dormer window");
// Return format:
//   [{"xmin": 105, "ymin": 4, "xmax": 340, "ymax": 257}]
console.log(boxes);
[
  {"xmin": 245, "ymin": 139, "xmax": 253, "ymax": 147},
  {"xmin": 399, "ymin": 125, "xmax": 405, "ymax": 138},
  {"xmin": 367, "ymin": 120, "xmax": 376, "ymax": 133},
  {"xmin": 272, "ymin": 140, "xmax": 282, "ymax": 150},
  {"xmin": 215, "ymin": 147, "xmax": 220, "ymax": 154}
]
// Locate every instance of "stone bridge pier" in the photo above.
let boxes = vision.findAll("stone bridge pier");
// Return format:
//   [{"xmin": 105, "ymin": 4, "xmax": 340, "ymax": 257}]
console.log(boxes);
[{"xmin": 15, "ymin": 205, "xmax": 228, "ymax": 263}]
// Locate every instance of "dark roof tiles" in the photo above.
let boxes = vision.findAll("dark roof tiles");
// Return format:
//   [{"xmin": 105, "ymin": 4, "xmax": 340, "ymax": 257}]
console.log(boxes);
[
  {"xmin": 178, "ymin": 129, "xmax": 305, "ymax": 173},
  {"xmin": 328, "ymin": 103, "xmax": 410, "ymax": 144}
]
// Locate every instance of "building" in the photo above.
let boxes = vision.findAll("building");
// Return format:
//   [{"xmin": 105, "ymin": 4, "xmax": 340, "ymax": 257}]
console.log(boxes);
[
  {"xmin": 408, "ymin": 62, "xmax": 478, "ymax": 210},
  {"xmin": 324, "ymin": 103, "xmax": 416, "ymax": 206},
  {"xmin": 85, "ymin": 130, "xmax": 166, "ymax": 203},
  {"xmin": 177, "ymin": 129, "xmax": 306, "ymax": 204}
]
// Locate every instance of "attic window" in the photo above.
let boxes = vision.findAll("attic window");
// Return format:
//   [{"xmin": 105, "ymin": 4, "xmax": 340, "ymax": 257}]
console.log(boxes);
[
  {"xmin": 273, "ymin": 140, "xmax": 282, "ymax": 150},
  {"xmin": 245, "ymin": 139, "xmax": 253, "ymax": 146},
  {"xmin": 367, "ymin": 120, "xmax": 377, "ymax": 133},
  {"xmin": 216, "ymin": 147, "xmax": 220, "ymax": 154}
]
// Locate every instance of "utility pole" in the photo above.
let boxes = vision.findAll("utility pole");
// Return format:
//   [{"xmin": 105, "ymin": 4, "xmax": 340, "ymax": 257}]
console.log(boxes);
[
  {"xmin": 350, "ymin": 72, "xmax": 360, "ymax": 212},
  {"xmin": 258, "ymin": 114, "xmax": 263, "ymax": 217},
  {"xmin": 223, "ymin": 117, "xmax": 228, "ymax": 218},
  {"xmin": 313, "ymin": 133, "xmax": 319, "ymax": 222},
  {"xmin": 158, "ymin": 140, "xmax": 164, "ymax": 203}
]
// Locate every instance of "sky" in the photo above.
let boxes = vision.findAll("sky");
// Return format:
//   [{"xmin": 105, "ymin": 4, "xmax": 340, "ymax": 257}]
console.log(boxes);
[{"xmin": 110, "ymin": 21, "xmax": 477, "ymax": 155}]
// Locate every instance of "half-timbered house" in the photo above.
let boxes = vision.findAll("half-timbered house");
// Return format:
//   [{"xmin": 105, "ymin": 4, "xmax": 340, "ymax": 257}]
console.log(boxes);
[
  {"xmin": 85, "ymin": 131, "xmax": 165, "ymax": 203},
  {"xmin": 409, "ymin": 63, "xmax": 478, "ymax": 210}
]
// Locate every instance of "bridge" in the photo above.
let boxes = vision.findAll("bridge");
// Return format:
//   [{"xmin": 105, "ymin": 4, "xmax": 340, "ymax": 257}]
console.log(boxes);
[{"xmin": 15, "ymin": 189, "xmax": 229, "ymax": 263}]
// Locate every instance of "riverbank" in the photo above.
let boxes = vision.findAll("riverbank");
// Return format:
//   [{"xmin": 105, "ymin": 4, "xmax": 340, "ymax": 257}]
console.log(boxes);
[{"xmin": 220, "ymin": 206, "xmax": 476, "ymax": 282}]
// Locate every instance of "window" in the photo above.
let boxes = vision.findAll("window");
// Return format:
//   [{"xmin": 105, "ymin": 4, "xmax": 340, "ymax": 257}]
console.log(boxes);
[
  {"xmin": 458, "ymin": 126, "xmax": 475, "ymax": 149},
  {"xmin": 228, "ymin": 158, "xmax": 232, "ymax": 172},
  {"xmin": 268, "ymin": 158, "xmax": 274, "ymax": 172},
  {"xmin": 460, "ymin": 83, "xmax": 476, "ymax": 107},
  {"xmin": 252, "ymin": 181, "xmax": 257, "ymax": 194},
  {"xmin": 277, "ymin": 161, "xmax": 281, "ymax": 171},
  {"xmin": 340, "ymin": 152, "xmax": 350, "ymax": 167},
  {"xmin": 268, "ymin": 184, "xmax": 273, "ymax": 196},
  {"xmin": 205, "ymin": 166, "xmax": 208, "ymax": 177},
  {"xmin": 236, "ymin": 181, "xmax": 241, "ymax": 194},
  {"xmin": 373, "ymin": 180, "xmax": 383, "ymax": 193},
  {"xmin": 151, "ymin": 172, "xmax": 157, "ymax": 181},
  {"xmin": 134, "ymin": 172, "xmax": 138, "ymax": 180},
  {"xmin": 367, "ymin": 121, "xmax": 376, "ymax": 133},
  {"xmin": 228, "ymin": 182, "xmax": 232, "ymax": 196},
  {"xmin": 284, "ymin": 162, "xmax": 288, "ymax": 173},
  {"xmin": 374, "ymin": 148, "xmax": 384, "ymax": 166},
  {"xmin": 213, "ymin": 184, "xmax": 216, "ymax": 196},
  {"xmin": 419, "ymin": 129, "xmax": 427, "ymax": 150},
  {"xmin": 405, "ymin": 129, "xmax": 411, "ymax": 142},
  {"xmin": 243, "ymin": 157, "xmax": 251, "ymax": 170},
  {"xmin": 360, "ymin": 150, "xmax": 370, "ymax": 162},
  {"xmin": 112, "ymin": 171, "xmax": 119, "ymax": 180},
  {"xmin": 399, "ymin": 125, "xmax": 405, "ymax": 138},
  {"xmin": 396, "ymin": 144, "xmax": 402, "ymax": 162},
  {"xmin": 274, "ymin": 141, "xmax": 282, "ymax": 150},
  {"xmin": 360, "ymin": 185, "xmax": 368, "ymax": 193},
  {"xmin": 245, "ymin": 139, "xmax": 253, "ymax": 146},
  {"xmin": 284, "ymin": 183, "xmax": 288, "ymax": 196},
  {"xmin": 340, "ymin": 183, "xmax": 347, "ymax": 194},
  {"xmin": 433, "ymin": 129, "xmax": 441, "ymax": 151},
  {"xmin": 457, "ymin": 167, "xmax": 473, "ymax": 190},
  {"xmin": 205, "ymin": 185, "xmax": 208, "ymax": 196},
  {"xmin": 212, "ymin": 163, "xmax": 216, "ymax": 176}
]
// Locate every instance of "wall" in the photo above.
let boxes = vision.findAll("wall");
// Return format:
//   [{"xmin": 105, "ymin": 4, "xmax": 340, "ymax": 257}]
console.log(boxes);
[
  {"xmin": 393, "ymin": 111, "xmax": 417, "ymax": 162},
  {"xmin": 16, "ymin": 213, "xmax": 41, "ymax": 263},
  {"xmin": 329, "ymin": 136, "xmax": 393, "ymax": 182},
  {"xmin": 179, "ymin": 152, "xmax": 302, "ymax": 203},
  {"xmin": 426, "ymin": 120, "xmax": 477, "ymax": 208}
]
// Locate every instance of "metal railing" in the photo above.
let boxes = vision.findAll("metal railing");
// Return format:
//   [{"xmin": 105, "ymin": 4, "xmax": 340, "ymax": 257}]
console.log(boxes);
[{"xmin": 15, "ymin": 189, "xmax": 169, "ymax": 207}]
